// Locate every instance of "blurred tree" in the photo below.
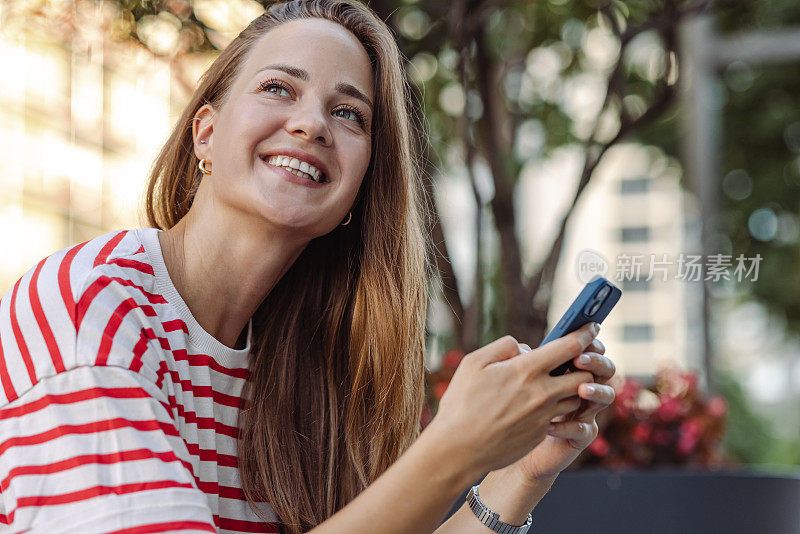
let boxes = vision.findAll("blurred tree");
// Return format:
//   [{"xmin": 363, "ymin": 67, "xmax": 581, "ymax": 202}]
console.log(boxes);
[
  {"xmin": 9, "ymin": 0, "xmax": 736, "ymax": 353},
  {"xmin": 716, "ymin": 0, "xmax": 800, "ymax": 336}
]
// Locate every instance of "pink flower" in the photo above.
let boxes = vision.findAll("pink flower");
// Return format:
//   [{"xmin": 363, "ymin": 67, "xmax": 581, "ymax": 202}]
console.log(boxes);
[
  {"xmin": 707, "ymin": 396, "xmax": 727, "ymax": 418},
  {"xmin": 442, "ymin": 350, "xmax": 465, "ymax": 370},
  {"xmin": 589, "ymin": 435, "xmax": 610, "ymax": 457},
  {"xmin": 434, "ymin": 381, "xmax": 449, "ymax": 400},
  {"xmin": 656, "ymin": 395, "xmax": 685, "ymax": 422},
  {"xmin": 616, "ymin": 379, "xmax": 642, "ymax": 405},
  {"xmin": 677, "ymin": 418, "xmax": 704, "ymax": 455},
  {"xmin": 652, "ymin": 428, "xmax": 672, "ymax": 446},
  {"xmin": 632, "ymin": 422, "xmax": 651, "ymax": 444},
  {"xmin": 681, "ymin": 372, "xmax": 699, "ymax": 391}
]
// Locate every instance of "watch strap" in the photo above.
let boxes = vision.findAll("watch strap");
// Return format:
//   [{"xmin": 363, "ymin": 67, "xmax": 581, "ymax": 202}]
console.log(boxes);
[{"xmin": 465, "ymin": 484, "xmax": 532, "ymax": 534}]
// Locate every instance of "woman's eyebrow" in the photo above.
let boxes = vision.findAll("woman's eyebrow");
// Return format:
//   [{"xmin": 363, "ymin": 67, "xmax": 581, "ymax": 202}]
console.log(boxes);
[{"xmin": 257, "ymin": 63, "xmax": 373, "ymax": 111}]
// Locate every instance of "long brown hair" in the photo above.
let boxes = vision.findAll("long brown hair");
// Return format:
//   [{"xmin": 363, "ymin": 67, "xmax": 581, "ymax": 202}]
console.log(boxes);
[{"xmin": 141, "ymin": 1, "xmax": 431, "ymax": 532}]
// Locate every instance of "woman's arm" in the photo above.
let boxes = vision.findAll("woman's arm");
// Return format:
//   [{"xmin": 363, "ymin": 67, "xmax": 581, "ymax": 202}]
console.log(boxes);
[
  {"xmin": 309, "ymin": 327, "xmax": 602, "ymax": 534},
  {"xmin": 434, "ymin": 337, "xmax": 616, "ymax": 533},
  {"xmin": 433, "ymin": 468, "xmax": 556, "ymax": 533},
  {"xmin": 308, "ymin": 419, "xmax": 481, "ymax": 534}
]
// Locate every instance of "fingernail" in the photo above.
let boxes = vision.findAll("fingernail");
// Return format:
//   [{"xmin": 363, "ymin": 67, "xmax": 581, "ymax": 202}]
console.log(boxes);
[
  {"xmin": 584, "ymin": 384, "xmax": 596, "ymax": 395},
  {"xmin": 577, "ymin": 354, "xmax": 591, "ymax": 365},
  {"xmin": 591, "ymin": 322, "xmax": 600, "ymax": 336}
]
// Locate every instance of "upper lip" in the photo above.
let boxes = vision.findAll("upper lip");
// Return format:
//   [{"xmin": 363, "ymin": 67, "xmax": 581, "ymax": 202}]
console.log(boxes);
[{"xmin": 260, "ymin": 148, "xmax": 332, "ymax": 181}]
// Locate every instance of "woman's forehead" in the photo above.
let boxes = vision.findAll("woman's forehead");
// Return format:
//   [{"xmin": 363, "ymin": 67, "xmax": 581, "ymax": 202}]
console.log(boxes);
[{"xmin": 243, "ymin": 18, "xmax": 374, "ymax": 97}]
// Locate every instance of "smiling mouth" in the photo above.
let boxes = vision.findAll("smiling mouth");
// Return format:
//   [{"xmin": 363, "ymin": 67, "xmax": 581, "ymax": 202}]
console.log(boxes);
[{"xmin": 260, "ymin": 155, "xmax": 328, "ymax": 184}]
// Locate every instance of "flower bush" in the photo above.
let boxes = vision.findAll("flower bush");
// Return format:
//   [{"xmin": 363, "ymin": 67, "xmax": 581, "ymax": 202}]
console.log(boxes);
[
  {"xmin": 422, "ymin": 350, "xmax": 729, "ymax": 469},
  {"xmin": 575, "ymin": 367, "xmax": 729, "ymax": 469}
]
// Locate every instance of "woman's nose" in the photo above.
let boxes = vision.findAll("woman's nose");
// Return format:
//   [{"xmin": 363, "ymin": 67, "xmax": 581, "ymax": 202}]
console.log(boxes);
[{"xmin": 284, "ymin": 101, "xmax": 331, "ymax": 146}]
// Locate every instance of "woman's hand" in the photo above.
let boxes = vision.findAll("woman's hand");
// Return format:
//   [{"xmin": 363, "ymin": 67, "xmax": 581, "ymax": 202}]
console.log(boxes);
[
  {"xmin": 504, "ymin": 337, "xmax": 616, "ymax": 484},
  {"xmin": 426, "ymin": 323, "xmax": 600, "ymax": 480}
]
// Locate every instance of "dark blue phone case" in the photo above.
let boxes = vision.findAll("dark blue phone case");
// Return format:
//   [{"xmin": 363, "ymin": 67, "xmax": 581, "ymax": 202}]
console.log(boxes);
[{"xmin": 537, "ymin": 275, "xmax": 622, "ymax": 376}]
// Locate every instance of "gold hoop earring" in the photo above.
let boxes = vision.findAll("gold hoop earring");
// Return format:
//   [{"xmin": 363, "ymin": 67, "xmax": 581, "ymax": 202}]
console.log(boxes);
[
  {"xmin": 340, "ymin": 211, "xmax": 352, "ymax": 226},
  {"xmin": 198, "ymin": 158, "xmax": 212, "ymax": 175}
]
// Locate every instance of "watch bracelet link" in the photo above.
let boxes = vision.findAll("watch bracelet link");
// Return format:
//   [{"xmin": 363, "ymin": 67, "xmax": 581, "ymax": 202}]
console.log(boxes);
[{"xmin": 465, "ymin": 484, "xmax": 532, "ymax": 534}]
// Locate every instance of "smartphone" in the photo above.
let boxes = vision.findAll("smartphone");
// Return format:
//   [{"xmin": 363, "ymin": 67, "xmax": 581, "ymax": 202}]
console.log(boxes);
[{"xmin": 537, "ymin": 275, "xmax": 621, "ymax": 376}]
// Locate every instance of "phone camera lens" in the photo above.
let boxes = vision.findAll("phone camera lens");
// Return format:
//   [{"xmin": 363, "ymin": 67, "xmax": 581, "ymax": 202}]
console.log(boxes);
[{"xmin": 597, "ymin": 285, "xmax": 610, "ymax": 299}]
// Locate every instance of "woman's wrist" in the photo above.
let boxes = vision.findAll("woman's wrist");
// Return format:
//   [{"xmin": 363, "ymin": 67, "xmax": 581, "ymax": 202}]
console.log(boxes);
[
  {"xmin": 475, "ymin": 465, "xmax": 558, "ymax": 526},
  {"xmin": 422, "ymin": 416, "xmax": 490, "ymax": 487}
]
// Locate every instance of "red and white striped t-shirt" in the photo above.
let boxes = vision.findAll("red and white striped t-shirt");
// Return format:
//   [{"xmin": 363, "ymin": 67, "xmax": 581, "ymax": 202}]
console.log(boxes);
[{"xmin": 0, "ymin": 228, "xmax": 282, "ymax": 533}]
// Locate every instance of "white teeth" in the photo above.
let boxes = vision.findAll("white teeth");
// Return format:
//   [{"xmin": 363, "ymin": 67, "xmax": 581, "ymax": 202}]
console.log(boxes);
[{"xmin": 265, "ymin": 154, "xmax": 324, "ymax": 183}]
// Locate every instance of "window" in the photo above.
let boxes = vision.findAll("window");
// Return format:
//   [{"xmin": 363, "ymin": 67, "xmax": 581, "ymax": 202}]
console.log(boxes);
[
  {"xmin": 623, "ymin": 324, "xmax": 654, "ymax": 342},
  {"xmin": 622, "ymin": 278, "xmax": 651, "ymax": 291},
  {"xmin": 620, "ymin": 177, "xmax": 650, "ymax": 194},
  {"xmin": 620, "ymin": 226, "xmax": 651, "ymax": 242}
]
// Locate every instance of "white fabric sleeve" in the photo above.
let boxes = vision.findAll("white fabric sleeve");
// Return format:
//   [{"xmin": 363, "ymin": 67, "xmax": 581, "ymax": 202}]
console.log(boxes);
[{"xmin": 0, "ymin": 364, "xmax": 217, "ymax": 533}]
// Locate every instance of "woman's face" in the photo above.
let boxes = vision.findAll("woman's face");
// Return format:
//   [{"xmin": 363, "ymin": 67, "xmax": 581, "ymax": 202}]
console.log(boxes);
[{"xmin": 194, "ymin": 18, "xmax": 374, "ymax": 235}]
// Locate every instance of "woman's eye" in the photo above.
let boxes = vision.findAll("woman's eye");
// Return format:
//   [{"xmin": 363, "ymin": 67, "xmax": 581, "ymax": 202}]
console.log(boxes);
[
  {"xmin": 334, "ymin": 107, "xmax": 365, "ymax": 125},
  {"xmin": 267, "ymin": 85, "xmax": 291, "ymax": 97},
  {"xmin": 260, "ymin": 80, "xmax": 291, "ymax": 98}
]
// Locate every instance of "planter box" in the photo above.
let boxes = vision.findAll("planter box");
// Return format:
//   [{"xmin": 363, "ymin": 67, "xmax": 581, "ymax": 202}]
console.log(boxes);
[{"xmin": 444, "ymin": 469, "xmax": 800, "ymax": 533}]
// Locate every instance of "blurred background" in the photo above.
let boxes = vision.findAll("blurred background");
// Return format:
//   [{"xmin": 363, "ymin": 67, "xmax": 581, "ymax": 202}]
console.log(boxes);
[{"xmin": 2, "ymin": 0, "xmax": 800, "ymax": 473}]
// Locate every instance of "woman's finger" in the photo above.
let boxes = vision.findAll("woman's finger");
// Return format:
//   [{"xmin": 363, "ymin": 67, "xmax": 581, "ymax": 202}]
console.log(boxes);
[
  {"xmin": 575, "ymin": 383, "xmax": 615, "ymax": 418},
  {"xmin": 554, "ymin": 394, "xmax": 582, "ymax": 415},
  {"xmin": 573, "ymin": 352, "xmax": 616, "ymax": 383},
  {"xmin": 547, "ymin": 420, "xmax": 598, "ymax": 447},
  {"xmin": 586, "ymin": 338, "xmax": 605, "ymax": 355}
]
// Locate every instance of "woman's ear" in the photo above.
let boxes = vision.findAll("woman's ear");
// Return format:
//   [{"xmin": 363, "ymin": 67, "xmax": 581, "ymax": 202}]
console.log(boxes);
[{"xmin": 192, "ymin": 104, "xmax": 216, "ymax": 160}]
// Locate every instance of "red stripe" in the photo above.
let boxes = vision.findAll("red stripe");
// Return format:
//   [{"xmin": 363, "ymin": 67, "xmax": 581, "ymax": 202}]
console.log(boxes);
[
  {"xmin": 163, "ymin": 319, "xmax": 189, "ymax": 334},
  {"xmin": 8, "ymin": 277, "xmax": 37, "ymax": 397},
  {"xmin": 0, "ymin": 386, "xmax": 153, "ymax": 420},
  {"xmin": 219, "ymin": 485, "xmax": 247, "ymax": 500},
  {"xmin": 153, "ymin": 380, "xmax": 240, "ymax": 445},
  {"xmin": 155, "ymin": 363, "xmax": 243, "ymax": 410},
  {"xmin": 218, "ymin": 516, "xmax": 281, "ymax": 533},
  {"xmin": 171, "ymin": 348, "xmax": 250, "ymax": 379},
  {"xmin": 76, "ymin": 275, "xmax": 166, "ymax": 332},
  {"xmin": 28, "ymin": 258, "xmax": 66, "ymax": 373},
  {"xmin": 183, "ymin": 441, "xmax": 237, "ymax": 467},
  {"xmin": 96, "ymin": 298, "xmax": 158, "ymax": 366},
  {"xmin": 164, "ymin": 371, "xmax": 242, "ymax": 408},
  {"xmin": 1, "ymin": 448, "xmax": 194, "ymax": 493},
  {"xmin": 105, "ymin": 520, "xmax": 217, "ymax": 534},
  {"xmin": 7, "ymin": 479, "xmax": 198, "ymax": 523},
  {"xmin": 156, "ymin": 360, "xmax": 169, "ymax": 390},
  {"xmin": 165, "ymin": 392, "xmax": 240, "ymax": 439},
  {"xmin": 0, "ymin": 417, "xmax": 180, "ymax": 456},
  {"xmin": 0, "ymin": 305, "xmax": 15, "ymax": 403},
  {"xmin": 106, "ymin": 277, "xmax": 168, "ymax": 305},
  {"xmin": 59, "ymin": 240, "xmax": 89, "ymax": 328},
  {"xmin": 108, "ymin": 257, "xmax": 155, "ymax": 275},
  {"xmin": 134, "ymin": 244, "xmax": 145, "ymax": 254},
  {"xmin": 130, "ymin": 330, "xmax": 151, "ymax": 373},
  {"xmin": 93, "ymin": 230, "xmax": 128, "ymax": 268}
]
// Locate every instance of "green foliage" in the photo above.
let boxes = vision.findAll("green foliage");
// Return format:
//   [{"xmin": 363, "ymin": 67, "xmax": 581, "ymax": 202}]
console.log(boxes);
[
  {"xmin": 716, "ymin": 372, "xmax": 774, "ymax": 464},
  {"xmin": 719, "ymin": 1, "xmax": 800, "ymax": 336}
]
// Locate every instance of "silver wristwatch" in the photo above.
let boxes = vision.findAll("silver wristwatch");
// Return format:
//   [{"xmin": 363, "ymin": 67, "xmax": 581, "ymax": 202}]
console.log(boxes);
[{"xmin": 466, "ymin": 484, "xmax": 532, "ymax": 534}]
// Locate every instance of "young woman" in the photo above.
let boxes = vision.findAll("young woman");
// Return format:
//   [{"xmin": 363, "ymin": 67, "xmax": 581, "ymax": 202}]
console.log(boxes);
[{"xmin": 0, "ymin": 1, "xmax": 615, "ymax": 533}]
